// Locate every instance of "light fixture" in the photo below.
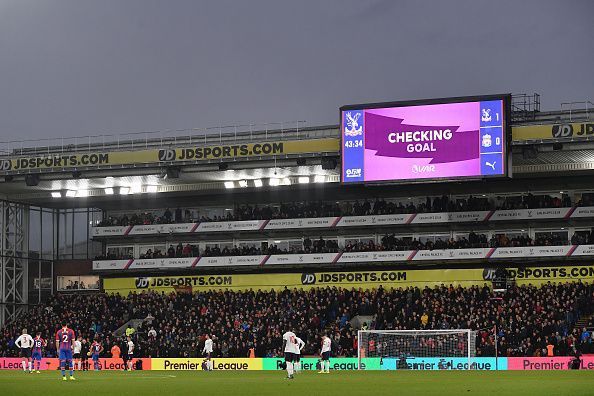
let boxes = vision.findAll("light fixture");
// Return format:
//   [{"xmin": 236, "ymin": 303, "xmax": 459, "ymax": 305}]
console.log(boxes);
[
  {"xmin": 224, "ymin": 181, "xmax": 235, "ymax": 189},
  {"xmin": 65, "ymin": 190, "xmax": 76, "ymax": 197},
  {"xmin": 146, "ymin": 185, "xmax": 158, "ymax": 193},
  {"xmin": 130, "ymin": 184, "xmax": 142, "ymax": 194},
  {"xmin": 51, "ymin": 191, "xmax": 62, "ymax": 198},
  {"xmin": 104, "ymin": 188, "xmax": 114, "ymax": 195},
  {"xmin": 282, "ymin": 178, "xmax": 291, "ymax": 185},
  {"xmin": 76, "ymin": 189, "xmax": 89, "ymax": 197},
  {"xmin": 298, "ymin": 176, "xmax": 310, "ymax": 184},
  {"xmin": 269, "ymin": 178, "xmax": 280, "ymax": 186},
  {"xmin": 238, "ymin": 180, "xmax": 248, "ymax": 188},
  {"xmin": 253, "ymin": 179, "xmax": 263, "ymax": 188},
  {"xmin": 119, "ymin": 187, "xmax": 130, "ymax": 195},
  {"xmin": 314, "ymin": 175, "xmax": 325, "ymax": 183}
]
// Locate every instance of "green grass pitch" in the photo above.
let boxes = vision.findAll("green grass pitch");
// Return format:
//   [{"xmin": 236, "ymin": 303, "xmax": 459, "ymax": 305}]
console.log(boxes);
[{"xmin": 1, "ymin": 370, "xmax": 593, "ymax": 396}]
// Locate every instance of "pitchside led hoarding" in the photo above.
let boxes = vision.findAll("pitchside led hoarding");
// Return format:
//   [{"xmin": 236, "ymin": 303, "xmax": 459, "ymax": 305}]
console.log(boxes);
[{"xmin": 341, "ymin": 95, "xmax": 511, "ymax": 184}]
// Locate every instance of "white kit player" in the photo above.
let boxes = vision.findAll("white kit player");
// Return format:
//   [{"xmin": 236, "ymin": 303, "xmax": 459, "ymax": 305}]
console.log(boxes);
[
  {"xmin": 282, "ymin": 330, "xmax": 299, "ymax": 379},
  {"xmin": 319, "ymin": 334, "xmax": 331, "ymax": 374},
  {"xmin": 126, "ymin": 336, "xmax": 135, "ymax": 371},
  {"xmin": 73, "ymin": 336, "xmax": 83, "ymax": 371},
  {"xmin": 202, "ymin": 334, "xmax": 214, "ymax": 371},
  {"xmin": 293, "ymin": 336, "xmax": 305, "ymax": 373},
  {"xmin": 15, "ymin": 329, "xmax": 34, "ymax": 373}
]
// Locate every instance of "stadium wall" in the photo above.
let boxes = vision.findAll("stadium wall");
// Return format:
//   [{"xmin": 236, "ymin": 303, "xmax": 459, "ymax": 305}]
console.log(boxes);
[
  {"xmin": 102, "ymin": 265, "xmax": 594, "ymax": 295},
  {"xmin": 1, "ymin": 357, "xmax": 592, "ymax": 371}
]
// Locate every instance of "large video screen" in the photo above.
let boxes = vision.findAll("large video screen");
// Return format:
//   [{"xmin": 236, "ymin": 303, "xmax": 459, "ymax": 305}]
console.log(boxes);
[{"xmin": 341, "ymin": 95, "xmax": 509, "ymax": 183}]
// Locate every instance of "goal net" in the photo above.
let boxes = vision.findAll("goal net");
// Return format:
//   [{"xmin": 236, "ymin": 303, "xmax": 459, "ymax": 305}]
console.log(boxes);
[{"xmin": 357, "ymin": 329, "xmax": 477, "ymax": 370}]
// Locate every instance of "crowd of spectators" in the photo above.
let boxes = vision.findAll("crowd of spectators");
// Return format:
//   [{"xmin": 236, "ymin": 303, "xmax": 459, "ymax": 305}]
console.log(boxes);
[
  {"xmin": 97, "ymin": 193, "xmax": 573, "ymax": 227},
  {"xmin": 2, "ymin": 282, "xmax": 593, "ymax": 359}
]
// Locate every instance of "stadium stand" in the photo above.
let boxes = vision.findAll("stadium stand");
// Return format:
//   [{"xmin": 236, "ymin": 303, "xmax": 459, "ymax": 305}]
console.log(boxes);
[
  {"xmin": 2, "ymin": 282, "xmax": 593, "ymax": 359},
  {"xmin": 96, "ymin": 193, "xmax": 572, "ymax": 226}
]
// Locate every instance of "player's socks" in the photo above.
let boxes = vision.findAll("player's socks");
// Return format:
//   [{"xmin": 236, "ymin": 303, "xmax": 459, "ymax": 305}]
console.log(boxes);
[
  {"xmin": 61, "ymin": 369, "xmax": 66, "ymax": 377},
  {"xmin": 22, "ymin": 361, "xmax": 26, "ymax": 371},
  {"xmin": 28, "ymin": 362, "xmax": 32, "ymax": 372},
  {"xmin": 69, "ymin": 369, "xmax": 74, "ymax": 377},
  {"xmin": 325, "ymin": 361, "xmax": 330, "ymax": 373}
]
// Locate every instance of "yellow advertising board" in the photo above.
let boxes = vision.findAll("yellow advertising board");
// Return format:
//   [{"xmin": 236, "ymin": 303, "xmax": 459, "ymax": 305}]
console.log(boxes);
[
  {"xmin": 103, "ymin": 266, "xmax": 594, "ymax": 295},
  {"xmin": 503, "ymin": 265, "xmax": 594, "ymax": 286},
  {"xmin": 512, "ymin": 122, "xmax": 594, "ymax": 141},
  {"xmin": 103, "ymin": 269, "xmax": 487, "ymax": 295},
  {"xmin": 0, "ymin": 138, "xmax": 339, "ymax": 171},
  {"xmin": 151, "ymin": 358, "xmax": 262, "ymax": 371}
]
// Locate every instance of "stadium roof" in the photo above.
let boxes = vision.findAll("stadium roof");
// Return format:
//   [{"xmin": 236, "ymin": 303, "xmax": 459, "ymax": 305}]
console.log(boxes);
[{"xmin": 1, "ymin": 104, "xmax": 593, "ymax": 208}]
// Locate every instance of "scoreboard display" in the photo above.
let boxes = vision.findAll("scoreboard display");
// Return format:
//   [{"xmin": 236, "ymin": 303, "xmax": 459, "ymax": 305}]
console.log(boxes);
[{"xmin": 340, "ymin": 95, "xmax": 511, "ymax": 184}]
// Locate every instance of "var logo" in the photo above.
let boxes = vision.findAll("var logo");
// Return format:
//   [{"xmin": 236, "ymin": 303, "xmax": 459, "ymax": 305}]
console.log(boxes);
[
  {"xmin": 301, "ymin": 273, "xmax": 316, "ymax": 285},
  {"xmin": 158, "ymin": 149, "xmax": 176, "ymax": 161},
  {"xmin": 135, "ymin": 277, "xmax": 150, "ymax": 288},
  {"xmin": 0, "ymin": 160, "xmax": 11, "ymax": 171}
]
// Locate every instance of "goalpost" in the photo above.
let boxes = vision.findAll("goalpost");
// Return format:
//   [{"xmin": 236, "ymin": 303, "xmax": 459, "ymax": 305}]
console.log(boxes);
[{"xmin": 357, "ymin": 329, "xmax": 477, "ymax": 370}]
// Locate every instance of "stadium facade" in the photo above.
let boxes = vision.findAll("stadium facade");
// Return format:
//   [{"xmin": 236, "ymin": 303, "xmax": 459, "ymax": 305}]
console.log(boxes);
[{"xmin": 0, "ymin": 93, "xmax": 593, "ymax": 330}]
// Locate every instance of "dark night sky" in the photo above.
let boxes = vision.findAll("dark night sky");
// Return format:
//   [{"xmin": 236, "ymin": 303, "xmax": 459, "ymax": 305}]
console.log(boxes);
[{"xmin": 1, "ymin": 0, "xmax": 593, "ymax": 142}]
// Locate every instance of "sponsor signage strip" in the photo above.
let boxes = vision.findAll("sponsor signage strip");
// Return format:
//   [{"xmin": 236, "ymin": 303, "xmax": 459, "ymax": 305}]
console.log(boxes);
[
  {"xmin": 91, "ymin": 207, "xmax": 594, "ymax": 237},
  {"xmin": 512, "ymin": 122, "xmax": 594, "ymax": 141},
  {"xmin": 0, "ymin": 138, "xmax": 339, "ymax": 172},
  {"xmin": 93, "ymin": 244, "xmax": 594, "ymax": 271},
  {"xmin": 0, "ymin": 357, "xmax": 590, "ymax": 370},
  {"xmin": 105, "ymin": 265, "xmax": 594, "ymax": 295}
]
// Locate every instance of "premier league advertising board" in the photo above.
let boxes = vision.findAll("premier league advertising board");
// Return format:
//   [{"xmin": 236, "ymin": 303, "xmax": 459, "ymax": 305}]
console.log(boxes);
[{"xmin": 341, "ymin": 95, "xmax": 510, "ymax": 184}]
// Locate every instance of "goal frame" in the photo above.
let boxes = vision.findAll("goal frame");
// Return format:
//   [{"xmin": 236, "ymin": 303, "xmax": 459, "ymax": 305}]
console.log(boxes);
[{"xmin": 357, "ymin": 329, "xmax": 475, "ymax": 370}]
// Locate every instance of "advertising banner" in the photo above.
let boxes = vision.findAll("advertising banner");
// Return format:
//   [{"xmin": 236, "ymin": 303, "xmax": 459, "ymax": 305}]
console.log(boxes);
[
  {"xmin": 341, "ymin": 97, "xmax": 507, "ymax": 183},
  {"xmin": 93, "ymin": 260, "xmax": 131, "ymax": 271},
  {"xmin": 410, "ymin": 211, "xmax": 492, "ymax": 224},
  {"xmin": 93, "ymin": 258, "xmax": 198, "ymax": 271},
  {"xmin": 128, "ymin": 257, "xmax": 199, "ymax": 270},
  {"xmin": 151, "ymin": 358, "xmax": 262, "ymax": 371},
  {"xmin": 266, "ymin": 253, "xmax": 340, "ymax": 266},
  {"xmin": 265, "ymin": 217, "xmax": 339, "ymax": 230},
  {"xmin": 507, "ymin": 356, "xmax": 594, "ymax": 370},
  {"xmin": 128, "ymin": 223, "xmax": 199, "ymax": 235},
  {"xmin": 380, "ymin": 357, "xmax": 505, "ymax": 371},
  {"xmin": 198, "ymin": 255, "xmax": 268, "ymax": 267},
  {"xmin": 0, "ymin": 138, "xmax": 339, "ymax": 173},
  {"xmin": 489, "ymin": 207, "xmax": 573, "ymax": 221},
  {"xmin": 500, "ymin": 265, "xmax": 594, "ymax": 285},
  {"xmin": 488, "ymin": 246, "xmax": 572, "ymax": 259},
  {"xmin": 0, "ymin": 358, "xmax": 148, "ymax": 370},
  {"xmin": 339, "ymin": 250, "xmax": 415, "ymax": 263},
  {"xmin": 262, "ymin": 357, "xmax": 381, "ymax": 371},
  {"xmin": 570, "ymin": 206, "xmax": 594, "ymax": 218},
  {"xmin": 412, "ymin": 248, "xmax": 491, "ymax": 261},
  {"xmin": 335, "ymin": 214, "xmax": 412, "ymax": 227},
  {"xmin": 570, "ymin": 245, "xmax": 594, "ymax": 257},
  {"xmin": 92, "ymin": 207, "xmax": 594, "ymax": 238},
  {"xmin": 512, "ymin": 122, "xmax": 594, "ymax": 141},
  {"xmin": 103, "ymin": 268, "xmax": 486, "ymax": 295},
  {"xmin": 195, "ymin": 220, "xmax": 265, "ymax": 233},
  {"xmin": 92, "ymin": 226, "xmax": 132, "ymax": 237}
]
